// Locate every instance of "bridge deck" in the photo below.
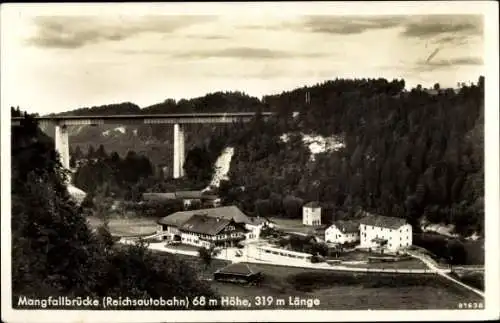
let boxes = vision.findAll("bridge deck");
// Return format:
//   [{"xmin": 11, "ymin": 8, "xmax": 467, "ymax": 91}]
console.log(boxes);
[{"xmin": 11, "ymin": 112, "xmax": 275, "ymax": 126}]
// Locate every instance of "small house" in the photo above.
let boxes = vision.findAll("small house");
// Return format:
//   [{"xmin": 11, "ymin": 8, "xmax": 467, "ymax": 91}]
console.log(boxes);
[
  {"xmin": 325, "ymin": 220, "xmax": 360, "ymax": 244},
  {"xmin": 245, "ymin": 216, "xmax": 276, "ymax": 241},
  {"xmin": 213, "ymin": 263, "xmax": 263, "ymax": 284}
]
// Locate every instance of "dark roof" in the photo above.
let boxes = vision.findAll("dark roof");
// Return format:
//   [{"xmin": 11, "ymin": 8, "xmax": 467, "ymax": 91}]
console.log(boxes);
[
  {"xmin": 304, "ymin": 201, "xmax": 321, "ymax": 208},
  {"xmin": 180, "ymin": 214, "xmax": 232, "ymax": 235},
  {"xmin": 143, "ymin": 193, "xmax": 177, "ymax": 201},
  {"xmin": 158, "ymin": 205, "xmax": 252, "ymax": 227},
  {"xmin": 143, "ymin": 191, "xmax": 219, "ymax": 201},
  {"xmin": 331, "ymin": 220, "xmax": 359, "ymax": 233},
  {"xmin": 215, "ymin": 263, "xmax": 261, "ymax": 276},
  {"xmin": 359, "ymin": 215, "xmax": 407, "ymax": 230},
  {"xmin": 158, "ymin": 211, "xmax": 191, "ymax": 227},
  {"xmin": 311, "ymin": 225, "xmax": 329, "ymax": 235},
  {"xmin": 248, "ymin": 216, "xmax": 273, "ymax": 225},
  {"xmin": 174, "ymin": 191, "xmax": 204, "ymax": 199}
]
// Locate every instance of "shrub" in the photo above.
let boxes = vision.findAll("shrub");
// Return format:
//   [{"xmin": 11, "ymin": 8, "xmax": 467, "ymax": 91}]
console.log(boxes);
[{"xmin": 310, "ymin": 255, "xmax": 324, "ymax": 263}]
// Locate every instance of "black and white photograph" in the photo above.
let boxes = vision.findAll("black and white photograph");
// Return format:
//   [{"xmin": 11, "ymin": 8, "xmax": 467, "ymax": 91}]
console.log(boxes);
[{"xmin": 1, "ymin": 2, "xmax": 498, "ymax": 322}]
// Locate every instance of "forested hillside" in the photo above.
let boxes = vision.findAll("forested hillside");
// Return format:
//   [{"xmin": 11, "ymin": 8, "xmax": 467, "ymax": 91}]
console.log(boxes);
[
  {"xmin": 10, "ymin": 112, "xmax": 218, "ymax": 305},
  {"xmin": 220, "ymin": 78, "xmax": 484, "ymax": 237},
  {"xmin": 54, "ymin": 77, "xmax": 484, "ymax": 237}
]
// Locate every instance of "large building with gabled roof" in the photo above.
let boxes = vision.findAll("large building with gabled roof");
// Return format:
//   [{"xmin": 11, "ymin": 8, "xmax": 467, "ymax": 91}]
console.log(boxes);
[
  {"xmin": 157, "ymin": 206, "xmax": 254, "ymax": 248},
  {"xmin": 359, "ymin": 214, "xmax": 412, "ymax": 252}
]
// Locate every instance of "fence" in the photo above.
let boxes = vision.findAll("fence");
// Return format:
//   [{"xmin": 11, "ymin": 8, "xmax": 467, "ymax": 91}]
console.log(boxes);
[{"xmin": 357, "ymin": 267, "xmax": 434, "ymax": 274}]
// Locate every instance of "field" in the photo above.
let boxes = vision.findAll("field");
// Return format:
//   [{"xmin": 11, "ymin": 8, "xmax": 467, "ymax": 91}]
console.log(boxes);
[
  {"xmin": 212, "ymin": 263, "xmax": 483, "ymax": 310},
  {"xmin": 152, "ymin": 251, "xmax": 483, "ymax": 310},
  {"xmin": 331, "ymin": 250, "xmax": 428, "ymax": 269},
  {"xmin": 95, "ymin": 214, "xmax": 484, "ymax": 309},
  {"xmin": 87, "ymin": 215, "xmax": 159, "ymax": 237},
  {"xmin": 269, "ymin": 217, "xmax": 315, "ymax": 234}
]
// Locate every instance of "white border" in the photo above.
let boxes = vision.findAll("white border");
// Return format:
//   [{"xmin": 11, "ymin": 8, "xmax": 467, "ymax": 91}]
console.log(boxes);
[{"xmin": 1, "ymin": 1, "xmax": 499, "ymax": 322}]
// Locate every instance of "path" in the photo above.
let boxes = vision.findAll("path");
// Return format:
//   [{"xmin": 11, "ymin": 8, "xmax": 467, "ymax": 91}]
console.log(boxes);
[
  {"xmin": 120, "ymin": 239, "xmax": 434, "ymax": 274},
  {"xmin": 119, "ymin": 238, "xmax": 485, "ymax": 297},
  {"xmin": 407, "ymin": 250, "xmax": 484, "ymax": 298}
]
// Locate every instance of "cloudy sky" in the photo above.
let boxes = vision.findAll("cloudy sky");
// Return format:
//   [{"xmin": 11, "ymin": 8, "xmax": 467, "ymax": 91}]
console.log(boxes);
[{"xmin": 1, "ymin": 3, "xmax": 487, "ymax": 115}]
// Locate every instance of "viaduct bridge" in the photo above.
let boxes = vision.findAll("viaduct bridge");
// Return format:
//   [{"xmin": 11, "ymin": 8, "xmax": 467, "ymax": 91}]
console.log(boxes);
[{"xmin": 12, "ymin": 112, "xmax": 274, "ymax": 179}]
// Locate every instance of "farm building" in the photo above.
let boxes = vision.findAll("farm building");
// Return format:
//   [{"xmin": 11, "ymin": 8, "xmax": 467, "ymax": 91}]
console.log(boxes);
[{"xmin": 213, "ymin": 263, "xmax": 263, "ymax": 284}]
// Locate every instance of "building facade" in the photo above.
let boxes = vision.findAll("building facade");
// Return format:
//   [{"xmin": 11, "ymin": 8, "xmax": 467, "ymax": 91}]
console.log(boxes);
[
  {"xmin": 359, "ymin": 215, "xmax": 412, "ymax": 252},
  {"xmin": 213, "ymin": 263, "xmax": 263, "ymax": 284},
  {"xmin": 302, "ymin": 202, "xmax": 322, "ymax": 226},
  {"xmin": 178, "ymin": 215, "xmax": 247, "ymax": 248},
  {"xmin": 325, "ymin": 220, "xmax": 360, "ymax": 244},
  {"xmin": 157, "ymin": 206, "xmax": 254, "ymax": 247},
  {"xmin": 244, "ymin": 216, "xmax": 276, "ymax": 241}
]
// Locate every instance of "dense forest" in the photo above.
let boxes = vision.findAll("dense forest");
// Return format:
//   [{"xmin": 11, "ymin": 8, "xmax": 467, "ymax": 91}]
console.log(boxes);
[
  {"xmin": 50, "ymin": 77, "xmax": 483, "ymax": 237},
  {"xmin": 10, "ymin": 111, "xmax": 218, "ymax": 306},
  {"xmin": 219, "ymin": 78, "xmax": 484, "ymax": 237}
]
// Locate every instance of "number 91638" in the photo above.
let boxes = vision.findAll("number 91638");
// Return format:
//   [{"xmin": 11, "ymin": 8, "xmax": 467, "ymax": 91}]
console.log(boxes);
[{"xmin": 458, "ymin": 302, "xmax": 484, "ymax": 309}]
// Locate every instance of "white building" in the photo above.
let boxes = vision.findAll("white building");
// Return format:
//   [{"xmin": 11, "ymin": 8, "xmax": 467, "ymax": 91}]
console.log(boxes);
[
  {"xmin": 303, "ymin": 201, "xmax": 322, "ymax": 226},
  {"xmin": 359, "ymin": 215, "xmax": 412, "ymax": 252},
  {"xmin": 244, "ymin": 216, "xmax": 274, "ymax": 241},
  {"xmin": 157, "ymin": 206, "xmax": 254, "ymax": 247},
  {"xmin": 325, "ymin": 220, "xmax": 360, "ymax": 244}
]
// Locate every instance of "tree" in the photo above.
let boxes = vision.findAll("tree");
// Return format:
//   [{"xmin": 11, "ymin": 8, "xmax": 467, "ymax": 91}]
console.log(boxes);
[
  {"xmin": 95, "ymin": 144, "xmax": 108, "ymax": 159},
  {"xmin": 198, "ymin": 246, "xmax": 215, "ymax": 270},
  {"xmin": 73, "ymin": 145, "xmax": 83, "ymax": 160},
  {"xmin": 184, "ymin": 146, "xmax": 213, "ymax": 184},
  {"xmin": 87, "ymin": 145, "xmax": 96, "ymax": 159},
  {"xmin": 312, "ymin": 242, "xmax": 329, "ymax": 257},
  {"xmin": 46, "ymin": 76, "xmax": 485, "ymax": 239},
  {"xmin": 282, "ymin": 195, "xmax": 304, "ymax": 219},
  {"xmin": 11, "ymin": 113, "xmax": 219, "ymax": 304},
  {"xmin": 446, "ymin": 239, "xmax": 467, "ymax": 265}
]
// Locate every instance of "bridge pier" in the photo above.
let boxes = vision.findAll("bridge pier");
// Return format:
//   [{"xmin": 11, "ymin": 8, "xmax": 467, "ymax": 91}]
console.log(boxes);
[
  {"xmin": 55, "ymin": 124, "xmax": 71, "ymax": 170},
  {"xmin": 173, "ymin": 123, "xmax": 185, "ymax": 179}
]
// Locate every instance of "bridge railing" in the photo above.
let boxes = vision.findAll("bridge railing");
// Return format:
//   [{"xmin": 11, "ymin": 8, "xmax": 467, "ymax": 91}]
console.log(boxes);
[{"xmin": 11, "ymin": 112, "xmax": 276, "ymax": 126}]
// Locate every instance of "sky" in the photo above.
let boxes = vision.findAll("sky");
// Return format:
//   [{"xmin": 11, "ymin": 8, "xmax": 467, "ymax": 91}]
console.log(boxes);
[{"xmin": 1, "ymin": 3, "xmax": 486, "ymax": 115}]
